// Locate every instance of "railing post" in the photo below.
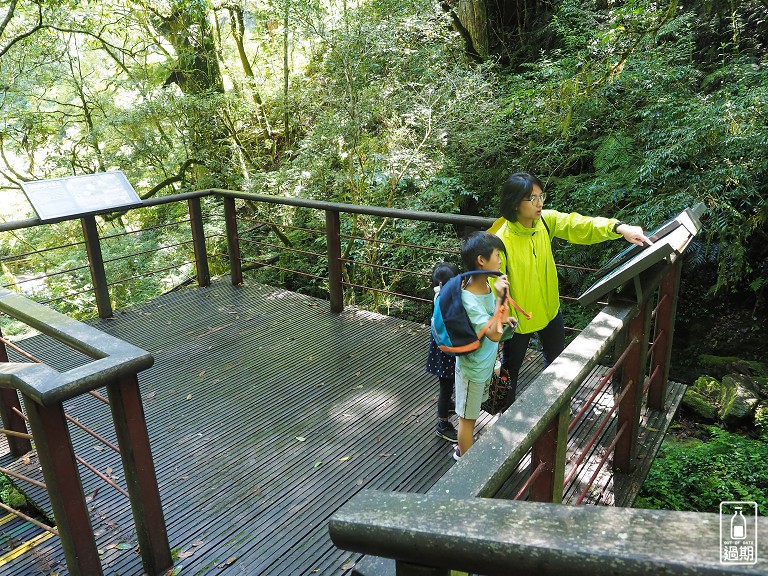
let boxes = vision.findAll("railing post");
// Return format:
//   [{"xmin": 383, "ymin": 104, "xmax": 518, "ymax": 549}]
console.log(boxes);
[
  {"xmin": 0, "ymin": 388, "xmax": 31, "ymax": 456},
  {"xmin": 530, "ymin": 405, "xmax": 569, "ymax": 503},
  {"xmin": 223, "ymin": 197, "xmax": 243, "ymax": 285},
  {"xmin": 23, "ymin": 395, "xmax": 104, "ymax": 576},
  {"xmin": 0, "ymin": 331, "xmax": 32, "ymax": 455},
  {"xmin": 81, "ymin": 215, "xmax": 113, "ymax": 318},
  {"xmin": 648, "ymin": 260, "xmax": 682, "ymax": 410},
  {"xmin": 326, "ymin": 209, "xmax": 343, "ymax": 313},
  {"xmin": 107, "ymin": 374, "xmax": 172, "ymax": 576},
  {"xmin": 188, "ymin": 197, "xmax": 211, "ymax": 287},
  {"xmin": 614, "ymin": 301, "xmax": 651, "ymax": 473}
]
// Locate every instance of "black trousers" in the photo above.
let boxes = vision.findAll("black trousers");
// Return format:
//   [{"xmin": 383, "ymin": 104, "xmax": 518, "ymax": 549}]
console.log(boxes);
[{"xmin": 437, "ymin": 376, "xmax": 454, "ymax": 419}]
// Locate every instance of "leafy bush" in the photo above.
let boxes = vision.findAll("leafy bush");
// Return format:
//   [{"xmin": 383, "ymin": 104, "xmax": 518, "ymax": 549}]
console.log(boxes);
[
  {"xmin": 635, "ymin": 426, "xmax": 768, "ymax": 514},
  {"xmin": 0, "ymin": 474, "xmax": 27, "ymax": 509}
]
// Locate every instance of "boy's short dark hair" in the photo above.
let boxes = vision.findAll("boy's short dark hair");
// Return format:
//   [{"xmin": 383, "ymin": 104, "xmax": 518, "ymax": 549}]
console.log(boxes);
[
  {"xmin": 461, "ymin": 231, "xmax": 505, "ymax": 271},
  {"xmin": 431, "ymin": 261, "xmax": 459, "ymax": 288},
  {"xmin": 499, "ymin": 172, "xmax": 544, "ymax": 221}
]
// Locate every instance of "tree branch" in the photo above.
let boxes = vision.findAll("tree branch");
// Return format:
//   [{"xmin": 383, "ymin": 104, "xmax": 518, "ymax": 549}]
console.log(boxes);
[{"xmin": 0, "ymin": 1, "xmax": 43, "ymax": 59}]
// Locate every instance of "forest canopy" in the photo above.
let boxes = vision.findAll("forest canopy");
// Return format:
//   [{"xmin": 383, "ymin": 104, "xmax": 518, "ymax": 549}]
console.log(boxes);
[{"xmin": 1, "ymin": 0, "xmax": 766, "ymax": 364}]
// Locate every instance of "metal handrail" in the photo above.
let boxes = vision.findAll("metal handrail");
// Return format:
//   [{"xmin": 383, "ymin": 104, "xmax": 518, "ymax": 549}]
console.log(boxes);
[{"xmin": 0, "ymin": 188, "xmax": 591, "ymax": 328}]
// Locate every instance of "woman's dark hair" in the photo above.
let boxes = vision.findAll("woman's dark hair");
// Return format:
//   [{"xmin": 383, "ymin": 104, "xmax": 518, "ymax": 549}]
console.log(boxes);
[
  {"xmin": 461, "ymin": 231, "xmax": 506, "ymax": 271},
  {"xmin": 431, "ymin": 261, "xmax": 459, "ymax": 288},
  {"xmin": 499, "ymin": 172, "xmax": 544, "ymax": 221}
]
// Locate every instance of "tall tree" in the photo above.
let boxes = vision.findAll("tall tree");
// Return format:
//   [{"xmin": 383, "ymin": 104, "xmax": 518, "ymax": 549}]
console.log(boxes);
[{"xmin": 442, "ymin": 0, "xmax": 556, "ymax": 63}]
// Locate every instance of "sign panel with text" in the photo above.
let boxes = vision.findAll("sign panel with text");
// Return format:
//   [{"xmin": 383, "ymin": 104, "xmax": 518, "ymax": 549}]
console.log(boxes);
[{"xmin": 20, "ymin": 171, "xmax": 142, "ymax": 222}]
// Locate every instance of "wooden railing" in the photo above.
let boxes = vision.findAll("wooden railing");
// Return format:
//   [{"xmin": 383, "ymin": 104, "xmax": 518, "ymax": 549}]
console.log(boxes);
[
  {"xmin": 0, "ymin": 289, "xmax": 171, "ymax": 576},
  {"xmin": 0, "ymin": 189, "xmax": 712, "ymax": 574},
  {"xmin": 330, "ymin": 250, "xmax": 767, "ymax": 575}
]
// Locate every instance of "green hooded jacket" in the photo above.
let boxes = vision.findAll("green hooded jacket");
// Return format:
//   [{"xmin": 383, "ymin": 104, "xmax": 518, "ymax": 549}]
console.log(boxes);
[{"xmin": 491, "ymin": 209, "xmax": 622, "ymax": 334}]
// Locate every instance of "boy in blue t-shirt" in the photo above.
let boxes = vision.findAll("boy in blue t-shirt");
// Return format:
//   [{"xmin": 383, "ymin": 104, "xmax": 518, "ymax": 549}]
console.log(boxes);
[{"xmin": 454, "ymin": 232, "xmax": 510, "ymax": 460}]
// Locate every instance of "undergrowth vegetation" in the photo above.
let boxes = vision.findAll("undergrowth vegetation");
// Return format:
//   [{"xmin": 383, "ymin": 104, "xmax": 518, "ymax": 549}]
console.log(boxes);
[{"xmin": 636, "ymin": 425, "xmax": 768, "ymax": 512}]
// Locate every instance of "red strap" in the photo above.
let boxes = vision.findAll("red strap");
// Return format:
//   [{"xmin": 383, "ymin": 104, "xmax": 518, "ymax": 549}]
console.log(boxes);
[{"xmin": 477, "ymin": 292, "xmax": 532, "ymax": 341}]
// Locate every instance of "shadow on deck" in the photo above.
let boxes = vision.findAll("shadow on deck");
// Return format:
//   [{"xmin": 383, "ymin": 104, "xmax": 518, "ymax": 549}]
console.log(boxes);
[{"xmin": 1, "ymin": 278, "xmax": 684, "ymax": 575}]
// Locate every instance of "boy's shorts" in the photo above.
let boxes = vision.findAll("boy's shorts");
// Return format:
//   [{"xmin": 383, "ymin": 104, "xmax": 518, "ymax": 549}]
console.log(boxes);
[{"xmin": 454, "ymin": 362, "xmax": 490, "ymax": 421}]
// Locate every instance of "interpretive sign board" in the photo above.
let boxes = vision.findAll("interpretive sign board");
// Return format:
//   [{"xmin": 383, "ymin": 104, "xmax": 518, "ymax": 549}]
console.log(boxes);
[
  {"xmin": 577, "ymin": 205, "xmax": 704, "ymax": 306},
  {"xmin": 20, "ymin": 171, "xmax": 142, "ymax": 222}
]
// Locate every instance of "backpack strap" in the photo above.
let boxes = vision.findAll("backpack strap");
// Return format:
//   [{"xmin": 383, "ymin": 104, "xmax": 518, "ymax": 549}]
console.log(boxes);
[
  {"xmin": 461, "ymin": 270, "xmax": 533, "ymax": 321},
  {"xmin": 470, "ymin": 276, "xmax": 533, "ymax": 341},
  {"xmin": 540, "ymin": 215, "xmax": 551, "ymax": 238},
  {"xmin": 502, "ymin": 292, "xmax": 533, "ymax": 320}
]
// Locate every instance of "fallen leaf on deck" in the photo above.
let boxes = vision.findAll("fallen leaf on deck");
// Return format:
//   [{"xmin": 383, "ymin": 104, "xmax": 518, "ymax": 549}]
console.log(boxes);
[
  {"xmin": 115, "ymin": 542, "xmax": 133, "ymax": 550},
  {"xmin": 217, "ymin": 557, "xmax": 237, "ymax": 568},
  {"xmin": 185, "ymin": 394, "xmax": 192, "ymax": 400},
  {"xmin": 295, "ymin": 436, "xmax": 306, "ymax": 442},
  {"xmin": 339, "ymin": 456, "xmax": 353, "ymax": 462},
  {"xmin": 314, "ymin": 461, "xmax": 323, "ymax": 467}
]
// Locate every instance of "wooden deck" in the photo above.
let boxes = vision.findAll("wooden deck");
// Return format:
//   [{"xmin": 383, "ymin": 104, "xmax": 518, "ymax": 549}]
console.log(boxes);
[{"xmin": 0, "ymin": 278, "xmax": 685, "ymax": 575}]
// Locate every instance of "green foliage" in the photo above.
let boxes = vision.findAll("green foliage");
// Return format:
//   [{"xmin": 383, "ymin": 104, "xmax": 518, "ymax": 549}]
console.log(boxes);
[
  {"xmin": 0, "ymin": 473, "xmax": 27, "ymax": 509},
  {"xmin": 756, "ymin": 405, "xmax": 768, "ymax": 440},
  {"xmin": 0, "ymin": 0, "xmax": 766, "ymax": 353},
  {"xmin": 636, "ymin": 426, "xmax": 768, "ymax": 513}
]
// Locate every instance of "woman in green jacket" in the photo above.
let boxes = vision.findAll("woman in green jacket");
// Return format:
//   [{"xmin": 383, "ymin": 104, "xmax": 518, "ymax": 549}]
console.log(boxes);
[{"xmin": 493, "ymin": 172, "xmax": 650, "ymax": 406}]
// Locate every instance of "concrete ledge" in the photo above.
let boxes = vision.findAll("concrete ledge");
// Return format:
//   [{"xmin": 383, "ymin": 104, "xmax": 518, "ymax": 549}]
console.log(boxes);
[
  {"xmin": 334, "ymin": 491, "xmax": 767, "ymax": 576},
  {"xmin": 0, "ymin": 288, "xmax": 153, "ymax": 405}
]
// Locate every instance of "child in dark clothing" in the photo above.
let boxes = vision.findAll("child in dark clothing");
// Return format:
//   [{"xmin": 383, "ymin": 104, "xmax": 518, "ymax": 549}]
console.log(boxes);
[{"xmin": 426, "ymin": 262, "xmax": 460, "ymax": 443}]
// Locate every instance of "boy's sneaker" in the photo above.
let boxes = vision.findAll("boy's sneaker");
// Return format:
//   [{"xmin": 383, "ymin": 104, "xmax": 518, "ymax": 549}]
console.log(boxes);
[
  {"xmin": 452, "ymin": 446, "xmax": 461, "ymax": 461},
  {"xmin": 435, "ymin": 420, "xmax": 458, "ymax": 443}
]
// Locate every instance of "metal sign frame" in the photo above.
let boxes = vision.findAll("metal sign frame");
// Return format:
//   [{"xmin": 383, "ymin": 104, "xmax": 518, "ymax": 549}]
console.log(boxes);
[{"xmin": 578, "ymin": 204, "xmax": 704, "ymax": 306}]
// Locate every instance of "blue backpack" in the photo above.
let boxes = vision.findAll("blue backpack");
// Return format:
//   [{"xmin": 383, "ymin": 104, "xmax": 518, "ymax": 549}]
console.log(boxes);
[{"xmin": 431, "ymin": 270, "xmax": 527, "ymax": 356}]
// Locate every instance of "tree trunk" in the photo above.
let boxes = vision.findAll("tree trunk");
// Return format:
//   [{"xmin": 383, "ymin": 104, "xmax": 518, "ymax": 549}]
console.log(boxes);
[
  {"xmin": 156, "ymin": 2, "xmax": 224, "ymax": 95},
  {"xmin": 455, "ymin": 0, "xmax": 489, "ymax": 58}
]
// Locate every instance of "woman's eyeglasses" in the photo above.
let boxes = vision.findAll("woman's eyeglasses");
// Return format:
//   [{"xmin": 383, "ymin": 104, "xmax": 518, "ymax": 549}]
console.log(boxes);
[{"xmin": 527, "ymin": 193, "xmax": 547, "ymax": 205}]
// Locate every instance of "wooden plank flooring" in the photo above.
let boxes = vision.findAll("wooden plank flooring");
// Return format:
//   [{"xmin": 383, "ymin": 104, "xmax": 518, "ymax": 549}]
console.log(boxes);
[{"xmin": 0, "ymin": 278, "xmax": 685, "ymax": 575}]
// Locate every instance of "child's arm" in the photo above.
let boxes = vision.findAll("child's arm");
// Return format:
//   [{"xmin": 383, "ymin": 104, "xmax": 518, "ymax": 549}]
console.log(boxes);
[{"xmin": 485, "ymin": 276, "xmax": 509, "ymax": 342}]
